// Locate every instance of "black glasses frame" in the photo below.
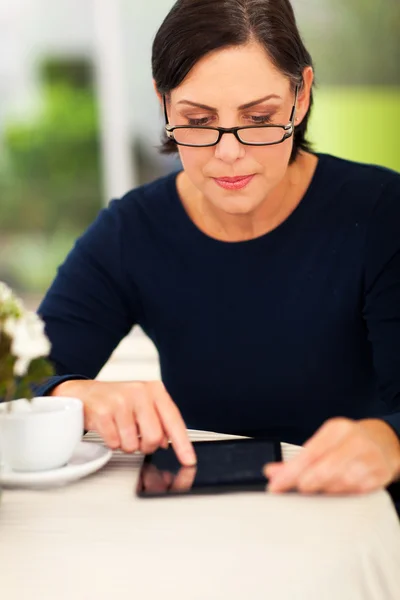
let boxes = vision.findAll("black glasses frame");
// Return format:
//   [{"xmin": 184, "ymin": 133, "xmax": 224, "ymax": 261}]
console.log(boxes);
[{"xmin": 163, "ymin": 85, "xmax": 299, "ymax": 148}]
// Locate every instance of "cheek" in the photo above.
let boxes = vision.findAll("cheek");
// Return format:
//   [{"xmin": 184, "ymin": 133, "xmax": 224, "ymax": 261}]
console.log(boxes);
[
  {"xmin": 251, "ymin": 141, "xmax": 291, "ymax": 168},
  {"xmin": 178, "ymin": 147, "xmax": 213, "ymax": 175},
  {"xmin": 251, "ymin": 142, "xmax": 292, "ymax": 181}
]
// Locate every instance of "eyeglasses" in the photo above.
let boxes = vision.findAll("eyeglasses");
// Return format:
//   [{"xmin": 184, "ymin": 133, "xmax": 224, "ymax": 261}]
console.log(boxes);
[{"xmin": 163, "ymin": 86, "xmax": 299, "ymax": 148}]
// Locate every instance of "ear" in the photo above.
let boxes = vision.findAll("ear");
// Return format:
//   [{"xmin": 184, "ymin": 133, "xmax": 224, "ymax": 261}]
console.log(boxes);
[{"xmin": 295, "ymin": 66, "xmax": 314, "ymax": 126}]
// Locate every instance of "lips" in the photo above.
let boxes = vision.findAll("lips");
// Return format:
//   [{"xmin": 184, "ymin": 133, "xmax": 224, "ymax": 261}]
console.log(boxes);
[
  {"xmin": 213, "ymin": 174, "xmax": 255, "ymax": 191},
  {"xmin": 216, "ymin": 176, "xmax": 252, "ymax": 182}
]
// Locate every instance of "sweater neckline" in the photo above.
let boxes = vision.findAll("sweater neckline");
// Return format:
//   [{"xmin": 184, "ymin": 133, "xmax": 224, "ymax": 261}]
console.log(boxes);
[{"xmin": 167, "ymin": 152, "xmax": 329, "ymax": 249}]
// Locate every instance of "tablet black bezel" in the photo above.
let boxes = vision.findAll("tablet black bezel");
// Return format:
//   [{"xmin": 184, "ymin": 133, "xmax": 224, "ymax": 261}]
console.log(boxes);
[{"xmin": 136, "ymin": 437, "xmax": 282, "ymax": 498}]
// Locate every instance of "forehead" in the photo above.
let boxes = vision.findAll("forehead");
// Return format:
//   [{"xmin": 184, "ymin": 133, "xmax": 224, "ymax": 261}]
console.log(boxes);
[{"xmin": 172, "ymin": 42, "xmax": 288, "ymax": 105}]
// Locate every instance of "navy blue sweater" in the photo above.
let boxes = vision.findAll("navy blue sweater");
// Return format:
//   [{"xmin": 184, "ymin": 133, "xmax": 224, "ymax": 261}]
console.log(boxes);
[{"xmin": 36, "ymin": 153, "xmax": 400, "ymax": 447}]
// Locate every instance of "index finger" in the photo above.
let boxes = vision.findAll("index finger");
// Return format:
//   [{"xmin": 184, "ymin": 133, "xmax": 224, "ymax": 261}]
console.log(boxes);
[{"xmin": 150, "ymin": 383, "xmax": 197, "ymax": 466}]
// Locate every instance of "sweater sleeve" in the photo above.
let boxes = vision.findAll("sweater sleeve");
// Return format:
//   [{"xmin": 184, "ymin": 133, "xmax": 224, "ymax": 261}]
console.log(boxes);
[
  {"xmin": 362, "ymin": 176, "xmax": 400, "ymax": 439},
  {"xmin": 34, "ymin": 198, "xmax": 138, "ymax": 396}
]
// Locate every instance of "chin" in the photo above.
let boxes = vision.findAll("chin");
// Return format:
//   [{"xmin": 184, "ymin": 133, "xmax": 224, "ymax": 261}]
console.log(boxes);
[
  {"xmin": 204, "ymin": 177, "xmax": 268, "ymax": 214},
  {"xmin": 212, "ymin": 189, "xmax": 266, "ymax": 214},
  {"xmin": 213, "ymin": 195, "xmax": 262, "ymax": 215}
]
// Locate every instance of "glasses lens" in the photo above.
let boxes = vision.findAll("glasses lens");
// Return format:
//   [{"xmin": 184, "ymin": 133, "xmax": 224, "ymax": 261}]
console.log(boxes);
[
  {"xmin": 238, "ymin": 126, "xmax": 287, "ymax": 145},
  {"xmin": 172, "ymin": 127, "xmax": 219, "ymax": 146}
]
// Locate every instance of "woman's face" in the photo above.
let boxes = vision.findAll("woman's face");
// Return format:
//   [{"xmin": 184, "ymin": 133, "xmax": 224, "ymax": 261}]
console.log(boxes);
[{"xmin": 167, "ymin": 42, "xmax": 306, "ymax": 216}]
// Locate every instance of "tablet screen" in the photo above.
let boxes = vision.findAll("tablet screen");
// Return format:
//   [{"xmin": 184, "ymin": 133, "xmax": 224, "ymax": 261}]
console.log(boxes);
[{"xmin": 136, "ymin": 437, "xmax": 282, "ymax": 497}]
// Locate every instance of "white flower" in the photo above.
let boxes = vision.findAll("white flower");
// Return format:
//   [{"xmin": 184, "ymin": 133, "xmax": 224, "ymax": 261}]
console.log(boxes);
[
  {"xmin": 0, "ymin": 281, "xmax": 24, "ymax": 323},
  {"xmin": 11, "ymin": 312, "xmax": 52, "ymax": 377},
  {"xmin": 3, "ymin": 317, "xmax": 18, "ymax": 338},
  {"xmin": 0, "ymin": 281, "xmax": 13, "ymax": 302}
]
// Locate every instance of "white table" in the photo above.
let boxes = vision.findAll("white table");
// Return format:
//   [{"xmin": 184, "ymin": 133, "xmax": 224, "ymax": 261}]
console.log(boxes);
[{"xmin": 1, "ymin": 430, "xmax": 400, "ymax": 600}]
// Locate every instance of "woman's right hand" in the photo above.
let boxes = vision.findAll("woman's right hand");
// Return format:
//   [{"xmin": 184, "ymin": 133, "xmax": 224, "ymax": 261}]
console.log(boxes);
[{"xmin": 50, "ymin": 380, "xmax": 197, "ymax": 466}]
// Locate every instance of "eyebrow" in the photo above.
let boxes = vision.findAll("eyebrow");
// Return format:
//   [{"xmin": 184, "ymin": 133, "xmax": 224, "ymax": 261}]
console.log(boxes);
[{"xmin": 176, "ymin": 94, "xmax": 282, "ymax": 111}]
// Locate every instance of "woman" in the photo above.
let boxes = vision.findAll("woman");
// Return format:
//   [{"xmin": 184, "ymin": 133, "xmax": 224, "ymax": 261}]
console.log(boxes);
[{"xmin": 36, "ymin": 0, "xmax": 400, "ymax": 500}]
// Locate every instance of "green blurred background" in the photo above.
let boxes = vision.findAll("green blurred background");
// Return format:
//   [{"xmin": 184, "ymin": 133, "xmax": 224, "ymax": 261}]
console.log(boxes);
[
  {"xmin": 310, "ymin": 87, "xmax": 399, "ymax": 172},
  {"xmin": 0, "ymin": 0, "xmax": 399, "ymax": 298}
]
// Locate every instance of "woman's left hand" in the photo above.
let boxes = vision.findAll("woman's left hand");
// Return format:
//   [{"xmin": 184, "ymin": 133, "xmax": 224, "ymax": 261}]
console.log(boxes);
[{"xmin": 264, "ymin": 418, "xmax": 400, "ymax": 495}]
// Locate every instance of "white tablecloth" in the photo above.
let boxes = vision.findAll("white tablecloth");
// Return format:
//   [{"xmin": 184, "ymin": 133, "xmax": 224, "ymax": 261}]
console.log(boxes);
[{"xmin": 1, "ymin": 430, "xmax": 400, "ymax": 600}]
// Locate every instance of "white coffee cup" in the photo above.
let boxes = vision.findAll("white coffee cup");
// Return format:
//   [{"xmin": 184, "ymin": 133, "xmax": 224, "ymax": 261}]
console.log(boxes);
[{"xmin": 0, "ymin": 397, "xmax": 83, "ymax": 472}]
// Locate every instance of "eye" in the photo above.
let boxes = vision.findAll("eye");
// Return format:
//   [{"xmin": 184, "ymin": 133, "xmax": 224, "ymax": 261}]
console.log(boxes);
[
  {"xmin": 187, "ymin": 117, "xmax": 212, "ymax": 126},
  {"xmin": 248, "ymin": 115, "xmax": 273, "ymax": 125}
]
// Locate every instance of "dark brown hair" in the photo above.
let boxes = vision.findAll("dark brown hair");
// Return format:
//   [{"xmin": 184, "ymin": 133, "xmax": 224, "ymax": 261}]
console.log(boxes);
[{"xmin": 152, "ymin": 0, "xmax": 315, "ymax": 163}]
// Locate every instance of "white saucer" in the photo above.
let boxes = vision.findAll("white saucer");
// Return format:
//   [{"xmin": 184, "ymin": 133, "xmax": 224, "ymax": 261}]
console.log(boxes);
[{"xmin": 0, "ymin": 442, "xmax": 112, "ymax": 488}]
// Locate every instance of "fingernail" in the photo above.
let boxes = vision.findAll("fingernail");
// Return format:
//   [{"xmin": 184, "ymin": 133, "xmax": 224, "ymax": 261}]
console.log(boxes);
[{"xmin": 184, "ymin": 451, "xmax": 197, "ymax": 466}]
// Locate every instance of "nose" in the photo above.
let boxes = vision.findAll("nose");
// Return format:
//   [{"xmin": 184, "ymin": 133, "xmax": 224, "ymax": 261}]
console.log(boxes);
[{"xmin": 214, "ymin": 131, "xmax": 246, "ymax": 164}]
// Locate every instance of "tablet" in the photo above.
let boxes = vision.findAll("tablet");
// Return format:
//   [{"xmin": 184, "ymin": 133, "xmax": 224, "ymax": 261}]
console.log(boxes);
[{"xmin": 136, "ymin": 437, "xmax": 282, "ymax": 498}]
